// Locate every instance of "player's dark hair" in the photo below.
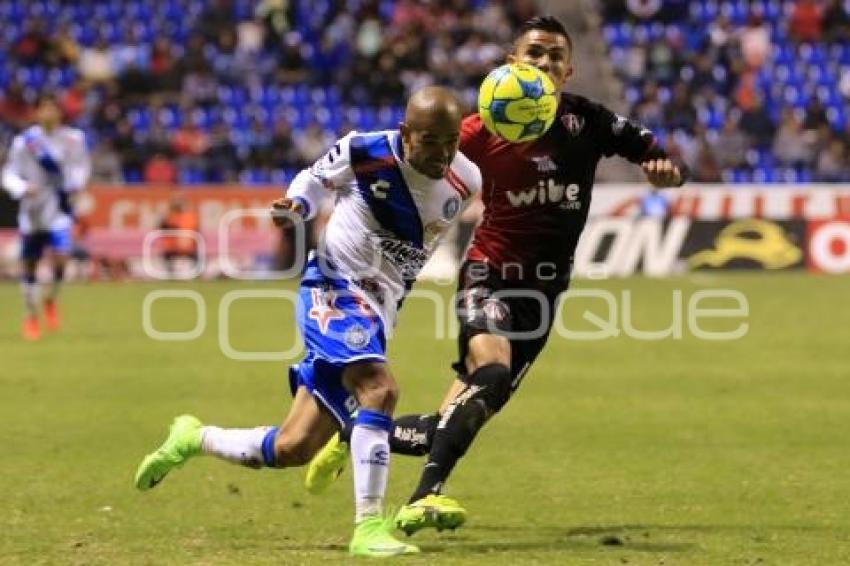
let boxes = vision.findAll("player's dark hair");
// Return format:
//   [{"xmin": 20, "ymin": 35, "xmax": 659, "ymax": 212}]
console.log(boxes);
[
  {"xmin": 35, "ymin": 91, "xmax": 60, "ymax": 107},
  {"xmin": 515, "ymin": 15, "xmax": 573, "ymax": 53}
]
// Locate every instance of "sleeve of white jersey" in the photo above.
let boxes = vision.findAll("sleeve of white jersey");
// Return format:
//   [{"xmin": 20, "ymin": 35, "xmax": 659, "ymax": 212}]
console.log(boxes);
[
  {"xmin": 458, "ymin": 151, "xmax": 483, "ymax": 199},
  {"xmin": 285, "ymin": 132, "xmax": 356, "ymax": 221},
  {"xmin": 1, "ymin": 136, "xmax": 29, "ymax": 199},
  {"xmin": 64, "ymin": 130, "xmax": 91, "ymax": 192}
]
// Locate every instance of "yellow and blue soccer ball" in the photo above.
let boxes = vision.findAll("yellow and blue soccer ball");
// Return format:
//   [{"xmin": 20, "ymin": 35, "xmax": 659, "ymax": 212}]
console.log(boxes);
[{"xmin": 478, "ymin": 63, "xmax": 558, "ymax": 143}]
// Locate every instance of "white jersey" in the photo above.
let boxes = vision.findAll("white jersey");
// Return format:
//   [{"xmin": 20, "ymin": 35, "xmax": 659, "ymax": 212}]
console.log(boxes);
[
  {"xmin": 287, "ymin": 130, "xmax": 481, "ymax": 328},
  {"xmin": 2, "ymin": 125, "xmax": 91, "ymax": 234}
]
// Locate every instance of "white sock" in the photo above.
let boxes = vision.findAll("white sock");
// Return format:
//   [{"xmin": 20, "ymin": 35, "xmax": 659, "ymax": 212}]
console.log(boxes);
[
  {"xmin": 21, "ymin": 279, "xmax": 38, "ymax": 317},
  {"xmin": 351, "ymin": 422, "xmax": 391, "ymax": 523},
  {"xmin": 200, "ymin": 425, "xmax": 274, "ymax": 468}
]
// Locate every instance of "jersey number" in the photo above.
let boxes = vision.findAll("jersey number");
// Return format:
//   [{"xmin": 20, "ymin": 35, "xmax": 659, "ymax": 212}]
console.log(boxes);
[{"xmin": 370, "ymin": 179, "xmax": 390, "ymax": 200}]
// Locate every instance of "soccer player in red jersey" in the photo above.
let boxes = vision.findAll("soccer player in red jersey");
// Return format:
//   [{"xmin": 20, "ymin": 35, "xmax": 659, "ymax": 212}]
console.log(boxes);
[{"xmin": 307, "ymin": 16, "xmax": 687, "ymax": 533}]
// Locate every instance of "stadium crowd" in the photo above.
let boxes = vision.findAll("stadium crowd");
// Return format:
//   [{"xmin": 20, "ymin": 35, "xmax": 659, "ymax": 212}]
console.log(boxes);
[
  {"xmin": 1, "ymin": 0, "xmax": 849, "ymax": 184},
  {"xmin": 601, "ymin": 0, "xmax": 850, "ymax": 182},
  {"xmin": 0, "ymin": 0, "xmax": 534, "ymax": 185}
]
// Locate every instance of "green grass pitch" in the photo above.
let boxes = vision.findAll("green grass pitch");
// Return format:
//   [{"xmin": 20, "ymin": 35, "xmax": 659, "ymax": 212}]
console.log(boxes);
[{"xmin": 1, "ymin": 273, "xmax": 849, "ymax": 565}]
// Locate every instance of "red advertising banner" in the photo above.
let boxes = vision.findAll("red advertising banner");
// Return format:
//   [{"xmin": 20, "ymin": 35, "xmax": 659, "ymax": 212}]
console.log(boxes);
[{"xmin": 81, "ymin": 185, "xmax": 283, "ymax": 231}]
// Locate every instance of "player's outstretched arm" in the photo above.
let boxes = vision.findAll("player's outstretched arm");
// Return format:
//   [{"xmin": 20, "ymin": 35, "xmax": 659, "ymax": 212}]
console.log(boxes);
[
  {"xmin": 273, "ymin": 133, "xmax": 357, "ymax": 225},
  {"xmin": 592, "ymin": 102, "xmax": 689, "ymax": 188}
]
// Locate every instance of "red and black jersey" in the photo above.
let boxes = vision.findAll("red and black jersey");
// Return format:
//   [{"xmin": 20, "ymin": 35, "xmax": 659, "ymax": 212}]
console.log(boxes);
[{"xmin": 459, "ymin": 92, "xmax": 684, "ymax": 285}]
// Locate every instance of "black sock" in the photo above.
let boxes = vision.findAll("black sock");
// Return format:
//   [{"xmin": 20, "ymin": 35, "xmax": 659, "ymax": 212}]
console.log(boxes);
[
  {"xmin": 340, "ymin": 413, "xmax": 438, "ymax": 456},
  {"xmin": 408, "ymin": 364, "xmax": 512, "ymax": 503}
]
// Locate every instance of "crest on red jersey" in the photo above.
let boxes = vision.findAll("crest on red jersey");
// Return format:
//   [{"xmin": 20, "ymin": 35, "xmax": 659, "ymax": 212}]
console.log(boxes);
[{"xmin": 561, "ymin": 113, "xmax": 585, "ymax": 136}]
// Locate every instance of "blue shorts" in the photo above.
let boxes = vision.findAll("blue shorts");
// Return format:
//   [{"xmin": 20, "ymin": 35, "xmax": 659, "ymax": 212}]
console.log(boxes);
[
  {"xmin": 289, "ymin": 257, "xmax": 386, "ymax": 426},
  {"xmin": 21, "ymin": 228, "xmax": 73, "ymax": 261}
]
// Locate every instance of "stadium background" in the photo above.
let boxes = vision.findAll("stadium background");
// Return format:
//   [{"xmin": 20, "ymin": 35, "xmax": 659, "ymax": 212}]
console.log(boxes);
[{"xmin": 2, "ymin": 1, "xmax": 850, "ymax": 564}]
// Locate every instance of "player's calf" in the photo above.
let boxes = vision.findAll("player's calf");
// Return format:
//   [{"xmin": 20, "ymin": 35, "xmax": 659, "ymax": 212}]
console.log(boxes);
[{"xmin": 409, "ymin": 362, "xmax": 512, "ymax": 502}]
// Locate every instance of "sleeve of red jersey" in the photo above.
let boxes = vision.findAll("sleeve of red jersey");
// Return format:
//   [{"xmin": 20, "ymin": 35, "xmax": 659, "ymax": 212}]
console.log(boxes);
[{"xmin": 592, "ymin": 103, "xmax": 689, "ymax": 184}]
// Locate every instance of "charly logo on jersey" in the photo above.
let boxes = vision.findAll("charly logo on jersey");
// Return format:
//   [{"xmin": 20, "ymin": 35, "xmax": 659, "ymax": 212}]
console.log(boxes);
[
  {"xmin": 561, "ymin": 113, "xmax": 585, "ymax": 136},
  {"xmin": 506, "ymin": 179, "xmax": 581, "ymax": 210},
  {"xmin": 442, "ymin": 196, "xmax": 461, "ymax": 220},
  {"xmin": 344, "ymin": 323, "xmax": 371, "ymax": 349}
]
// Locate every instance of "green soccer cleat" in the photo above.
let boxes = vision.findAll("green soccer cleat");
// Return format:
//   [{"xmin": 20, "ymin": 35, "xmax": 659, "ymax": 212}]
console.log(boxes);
[
  {"xmin": 349, "ymin": 515, "xmax": 420, "ymax": 557},
  {"xmin": 134, "ymin": 415, "xmax": 203, "ymax": 491},
  {"xmin": 304, "ymin": 432, "xmax": 349, "ymax": 495},
  {"xmin": 395, "ymin": 494, "xmax": 467, "ymax": 536}
]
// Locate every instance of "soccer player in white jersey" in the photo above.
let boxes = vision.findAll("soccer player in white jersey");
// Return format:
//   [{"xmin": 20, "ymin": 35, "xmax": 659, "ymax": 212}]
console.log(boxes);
[
  {"xmin": 2, "ymin": 94, "xmax": 91, "ymax": 340},
  {"xmin": 133, "ymin": 87, "xmax": 481, "ymax": 558}
]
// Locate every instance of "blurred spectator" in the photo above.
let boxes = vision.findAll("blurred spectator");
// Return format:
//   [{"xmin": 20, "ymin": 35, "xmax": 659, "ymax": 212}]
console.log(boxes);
[
  {"xmin": 739, "ymin": 97, "xmax": 776, "ymax": 149},
  {"xmin": 690, "ymin": 54, "xmax": 726, "ymax": 96},
  {"xmin": 646, "ymin": 30, "xmax": 678, "ymax": 83},
  {"xmin": 277, "ymin": 35, "xmax": 308, "ymax": 84},
  {"xmin": 739, "ymin": 14, "xmax": 770, "ymax": 70},
  {"xmin": 150, "ymin": 37, "xmax": 180, "ymax": 92},
  {"xmin": 236, "ymin": 18, "xmax": 264, "ymax": 54},
  {"xmin": 708, "ymin": 14, "xmax": 737, "ymax": 65},
  {"xmin": 173, "ymin": 120, "xmax": 210, "ymax": 157},
  {"xmin": 144, "ymin": 153, "xmax": 178, "ymax": 184},
  {"xmin": 626, "ymin": 0, "xmax": 661, "ymax": 20},
  {"xmin": 715, "ymin": 114, "xmax": 751, "ymax": 170},
  {"xmin": 269, "ymin": 119, "xmax": 300, "ymax": 170},
  {"xmin": 815, "ymin": 138, "xmax": 849, "ymax": 181},
  {"xmin": 204, "ymin": 124, "xmax": 241, "ymax": 182},
  {"xmin": 692, "ymin": 133, "xmax": 723, "ymax": 182},
  {"xmin": 0, "ymin": 82, "xmax": 35, "ymax": 130},
  {"xmin": 91, "ymin": 140, "xmax": 124, "ymax": 183},
  {"xmin": 633, "ymin": 80, "xmax": 664, "ymax": 131},
  {"xmin": 773, "ymin": 108, "xmax": 814, "ymax": 167},
  {"xmin": 355, "ymin": 14, "xmax": 384, "ymax": 58},
  {"xmin": 256, "ymin": 0, "xmax": 296, "ymax": 49},
  {"xmin": 60, "ymin": 80, "xmax": 90, "ymax": 123},
  {"xmin": 734, "ymin": 71, "xmax": 760, "ymax": 111},
  {"xmin": 456, "ymin": 32, "xmax": 503, "ymax": 86},
  {"xmin": 199, "ymin": 0, "xmax": 236, "ymax": 42},
  {"xmin": 296, "ymin": 123, "xmax": 333, "ymax": 164},
  {"xmin": 79, "ymin": 38, "xmax": 117, "ymax": 85},
  {"xmin": 48, "ymin": 22, "xmax": 81, "ymax": 66},
  {"xmin": 789, "ymin": 0, "xmax": 823, "ymax": 43},
  {"xmin": 159, "ymin": 198, "xmax": 200, "ymax": 275},
  {"xmin": 664, "ymin": 82, "xmax": 697, "ymax": 134},
  {"xmin": 803, "ymin": 98, "xmax": 830, "ymax": 132},
  {"xmin": 112, "ymin": 119, "xmax": 145, "ymax": 180},
  {"xmin": 620, "ymin": 36, "xmax": 648, "ymax": 82},
  {"xmin": 13, "ymin": 18, "xmax": 50, "ymax": 65},
  {"xmin": 823, "ymin": 0, "xmax": 850, "ymax": 43},
  {"xmin": 182, "ymin": 69, "xmax": 219, "ymax": 107}
]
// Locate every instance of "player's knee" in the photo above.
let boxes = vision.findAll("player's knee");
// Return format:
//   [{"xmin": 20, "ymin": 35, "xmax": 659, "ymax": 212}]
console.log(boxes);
[
  {"xmin": 345, "ymin": 362, "xmax": 398, "ymax": 412},
  {"xmin": 359, "ymin": 379, "xmax": 398, "ymax": 411},
  {"xmin": 468, "ymin": 362, "xmax": 512, "ymax": 413},
  {"xmin": 273, "ymin": 437, "xmax": 315, "ymax": 468}
]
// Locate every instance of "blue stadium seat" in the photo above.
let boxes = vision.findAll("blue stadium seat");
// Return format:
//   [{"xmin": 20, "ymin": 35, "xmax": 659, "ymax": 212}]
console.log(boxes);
[{"xmin": 753, "ymin": 167, "xmax": 777, "ymax": 183}]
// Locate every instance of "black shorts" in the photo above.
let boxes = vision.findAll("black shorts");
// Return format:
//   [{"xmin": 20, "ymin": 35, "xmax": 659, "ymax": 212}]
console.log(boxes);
[{"xmin": 452, "ymin": 260, "xmax": 567, "ymax": 390}]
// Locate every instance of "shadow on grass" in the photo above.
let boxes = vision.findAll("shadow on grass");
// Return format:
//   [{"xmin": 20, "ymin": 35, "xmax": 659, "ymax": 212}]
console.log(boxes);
[{"xmin": 274, "ymin": 522, "xmax": 828, "ymax": 557}]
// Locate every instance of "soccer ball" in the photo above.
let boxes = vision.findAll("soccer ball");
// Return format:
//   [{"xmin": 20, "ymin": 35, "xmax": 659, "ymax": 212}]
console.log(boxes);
[{"xmin": 478, "ymin": 63, "xmax": 558, "ymax": 143}]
